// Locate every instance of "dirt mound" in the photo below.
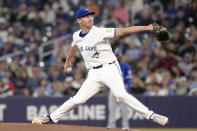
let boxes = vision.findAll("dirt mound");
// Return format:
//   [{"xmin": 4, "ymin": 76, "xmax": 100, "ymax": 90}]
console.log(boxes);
[{"xmin": 0, "ymin": 123, "xmax": 122, "ymax": 131}]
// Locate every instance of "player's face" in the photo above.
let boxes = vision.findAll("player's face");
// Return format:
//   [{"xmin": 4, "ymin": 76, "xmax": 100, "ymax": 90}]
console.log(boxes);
[
  {"xmin": 77, "ymin": 14, "xmax": 94, "ymax": 28},
  {"xmin": 116, "ymin": 55, "xmax": 122, "ymax": 63}
]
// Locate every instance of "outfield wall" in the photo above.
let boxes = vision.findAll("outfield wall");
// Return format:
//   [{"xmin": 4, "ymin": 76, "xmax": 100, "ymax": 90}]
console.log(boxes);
[{"xmin": 0, "ymin": 96, "xmax": 196, "ymax": 127}]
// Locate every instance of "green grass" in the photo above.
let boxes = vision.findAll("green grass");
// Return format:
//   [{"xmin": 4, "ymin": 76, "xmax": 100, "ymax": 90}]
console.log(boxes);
[{"xmin": 135, "ymin": 128, "xmax": 197, "ymax": 131}]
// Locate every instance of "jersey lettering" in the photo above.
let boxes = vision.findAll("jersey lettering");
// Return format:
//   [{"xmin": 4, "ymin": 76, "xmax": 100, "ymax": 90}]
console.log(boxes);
[
  {"xmin": 79, "ymin": 46, "xmax": 97, "ymax": 53},
  {"xmin": 85, "ymin": 46, "xmax": 97, "ymax": 51}
]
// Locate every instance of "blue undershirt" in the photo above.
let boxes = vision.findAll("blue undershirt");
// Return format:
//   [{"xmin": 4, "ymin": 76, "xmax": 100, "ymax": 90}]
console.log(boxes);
[{"xmin": 79, "ymin": 32, "xmax": 88, "ymax": 38}]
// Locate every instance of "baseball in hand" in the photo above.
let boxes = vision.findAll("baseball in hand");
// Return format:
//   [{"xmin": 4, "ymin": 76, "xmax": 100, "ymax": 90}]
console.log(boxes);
[{"xmin": 67, "ymin": 67, "xmax": 72, "ymax": 72}]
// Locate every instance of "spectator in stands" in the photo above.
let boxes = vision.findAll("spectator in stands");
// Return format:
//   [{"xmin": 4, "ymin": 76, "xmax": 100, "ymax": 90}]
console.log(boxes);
[
  {"xmin": 48, "ymin": 67, "xmax": 64, "ymax": 83},
  {"xmin": 33, "ymin": 30, "xmax": 42, "ymax": 46},
  {"xmin": 171, "ymin": 30, "xmax": 185, "ymax": 47},
  {"xmin": 101, "ymin": 2, "xmax": 115, "ymax": 26},
  {"xmin": 173, "ymin": 8, "xmax": 188, "ymax": 28},
  {"xmin": 156, "ymin": 50, "xmax": 174, "ymax": 71},
  {"xmin": 166, "ymin": 42, "xmax": 179, "ymax": 57},
  {"xmin": 143, "ymin": 83, "xmax": 157, "ymax": 96},
  {"xmin": 136, "ymin": 59, "xmax": 149, "ymax": 81},
  {"xmin": 7, "ymin": 26, "xmax": 24, "ymax": 49},
  {"xmin": 57, "ymin": 22, "xmax": 71, "ymax": 37},
  {"xmin": 131, "ymin": 75, "xmax": 145, "ymax": 94},
  {"xmin": 50, "ymin": 27, "xmax": 59, "ymax": 39},
  {"xmin": 0, "ymin": 16, "xmax": 8, "ymax": 39},
  {"xmin": 9, "ymin": 55, "xmax": 21, "ymax": 73},
  {"xmin": 22, "ymin": 27, "xmax": 33, "ymax": 45},
  {"xmin": 178, "ymin": 53, "xmax": 194, "ymax": 77},
  {"xmin": 125, "ymin": 0, "xmax": 144, "ymax": 25},
  {"xmin": 39, "ymin": 3, "xmax": 55, "ymax": 25},
  {"xmin": 16, "ymin": 3, "xmax": 28, "ymax": 25},
  {"xmin": 15, "ymin": 70, "xmax": 28, "ymax": 95},
  {"xmin": 158, "ymin": 76, "xmax": 169, "ymax": 96},
  {"xmin": 25, "ymin": 54, "xmax": 38, "ymax": 77},
  {"xmin": 179, "ymin": 0, "xmax": 189, "ymax": 17},
  {"xmin": 112, "ymin": 1, "xmax": 130, "ymax": 25},
  {"xmin": 28, "ymin": 6, "xmax": 43, "ymax": 30},
  {"xmin": 51, "ymin": 59, "xmax": 64, "ymax": 71},
  {"xmin": 138, "ymin": 10, "xmax": 151, "ymax": 26},
  {"xmin": 62, "ymin": 76, "xmax": 75, "ymax": 96},
  {"xmin": 23, "ymin": 88, "xmax": 31, "ymax": 96},
  {"xmin": 56, "ymin": 7, "xmax": 70, "ymax": 24},
  {"xmin": 33, "ymin": 77, "xmax": 52, "ymax": 97},
  {"xmin": 159, "ymin": 70, "xmax": 177, "ymax": 96},
  {"xmin": 176, "ymin": 76, "xmax": 189, "ymax": 95},
  {"xmin": 4, "ymin": 69, "xmax": 16, "ymax": 87},
  {"xmin": 71, "ymin": 73, "xmax": 83, "ymax": 94},
  {"xmin": 165, "ymin": 2, "xmax": 177, "ymax": 20},
  {"xmin": 26, "ymin": 54, "xmax": 37, "ymax": 67},
  {"xmin": 27, "ymin": 65, "xmax": 45, "ymax": 92},
  {"xmin": 52, "ymin": 81, "xmax": 63, "ymax": 97},
  {"xmin": 0, "ymin": 62, "xmax": 5, "ymax": 77},
  {"xmin": 145, "ymin": 71, "xmax": 162, "ymax": 85},
  {"xmin": 171, "ymin": 66, "xmax": 184, "ymax": 82},
  {"xmin": 126, "ymin": 41, "xmax": 140, "ymax": 61},
  {"xmin": 189, "ymin": 0, "xmax": 197, "ymax": 27},
  {"xmin": 0, "ymin": 77, "xmax": 14, "ymax": 97},
  {"xmin": 189, "ymin": 88, "xmax": 197, "ymax": 96},
  {"xmin": 112, "ymin": 36, "xmax": 130, "ymax": 55},
  {"xmin": 124, "ymin": 51, "xmax": 138, "ymax": 72},
  {"xmin": 167, "ymin": 81, "xmax": 177, "ymax": 95},
  {"xmin": 179, "ymin": 38, "xmax": 196, "ymax": 57},
  {"xmin": 190, "ymin": 25, "xmax": 197, "ymax": 44},
  {"xmin": 189, "ymin": 70, "xmax": 197, "ymax": 94},
  {"xmin": 0, "ymin": 42, "xmax": 13, "ymax": 56},
  {"xmin": 141, "ymin": 36, "xmax": 155, "ymax": 52}
]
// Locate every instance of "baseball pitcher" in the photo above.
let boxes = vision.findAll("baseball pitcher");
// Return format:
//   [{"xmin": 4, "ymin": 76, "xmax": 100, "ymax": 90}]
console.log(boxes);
[{"xmin": 32, "ymin": 8, "xmax": 169, "ymax": 127}]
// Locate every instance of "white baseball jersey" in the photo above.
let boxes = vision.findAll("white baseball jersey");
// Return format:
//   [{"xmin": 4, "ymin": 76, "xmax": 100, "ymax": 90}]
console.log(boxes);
[{"xmin": 71, "ymin": 26, "xmax": 117, "ymax": 69}]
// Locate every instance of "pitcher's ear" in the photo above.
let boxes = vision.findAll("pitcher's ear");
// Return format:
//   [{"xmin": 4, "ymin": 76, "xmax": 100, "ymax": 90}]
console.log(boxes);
[{"xmin": 76, "ymin": 19, "xmax": 81, "ymax": 24}]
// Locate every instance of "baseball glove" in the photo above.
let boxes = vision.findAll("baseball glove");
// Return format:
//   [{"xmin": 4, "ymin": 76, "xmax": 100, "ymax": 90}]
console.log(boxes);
[{"xmin": 152, "ymin": 23, "xmax": 170, "ymax": 41}]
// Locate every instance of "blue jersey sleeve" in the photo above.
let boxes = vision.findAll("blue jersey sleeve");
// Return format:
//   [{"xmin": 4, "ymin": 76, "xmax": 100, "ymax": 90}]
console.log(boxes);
[{"xmin": 120, "ymin": 62, "xmax": 132, "ymax": 92}]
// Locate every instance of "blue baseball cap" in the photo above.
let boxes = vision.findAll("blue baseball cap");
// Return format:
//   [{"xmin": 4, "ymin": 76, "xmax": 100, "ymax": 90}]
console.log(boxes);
[{"xmin": 75, "ymin": 8, "xmax": 95, "ymax": 19}]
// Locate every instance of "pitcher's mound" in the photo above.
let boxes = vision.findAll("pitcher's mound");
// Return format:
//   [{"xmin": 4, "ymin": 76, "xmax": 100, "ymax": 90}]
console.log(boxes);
[{"xmin": 0, "ymin": 123, "xmax": 122, "ymax": 131}]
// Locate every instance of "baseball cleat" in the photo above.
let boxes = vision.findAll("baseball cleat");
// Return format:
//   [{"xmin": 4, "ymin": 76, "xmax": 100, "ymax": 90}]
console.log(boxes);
[
  {"xmin": 121, "ymin": 127, "xmax": 130, "ymax": 130},
  {"xmin": 149, "ymin": 113, "xmax": 168, "ymax": 126},
  {"xmin": 32, "ymin": 115, "xmax": 50, "ymax": 124}
]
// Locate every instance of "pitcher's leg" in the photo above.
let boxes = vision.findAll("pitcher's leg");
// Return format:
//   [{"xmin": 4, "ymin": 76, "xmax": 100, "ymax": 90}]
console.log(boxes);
[
  {"xmin": 116, "ymin": 92, "xmax": 168, "ymax": 126},
  {"xmin": 117, "ymin": 91, "xmax": 153, "ymax": 120},
  {"xmin": 101, "ymin": 63, "xmax": 153, "ymax": 120},
  {"xmin": 50, "ymin": 74, "xmax": 102, "ymax": 123},
  {"xmin": 107, "ymin": 91, "xmax": 118, "ymax": 128},
  {"xmin": 102, "ymin": 65, "xmax": 168, "ymax": 125}
]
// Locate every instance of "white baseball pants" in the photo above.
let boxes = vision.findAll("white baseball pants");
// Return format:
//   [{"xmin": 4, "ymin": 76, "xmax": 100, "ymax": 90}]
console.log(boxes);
[{"xmin": 50, "ymin": 61, "xmax": 153, "ymax": 123}]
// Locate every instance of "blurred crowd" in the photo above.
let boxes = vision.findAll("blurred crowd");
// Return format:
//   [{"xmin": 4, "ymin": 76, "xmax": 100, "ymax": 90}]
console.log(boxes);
[{"xmin": 0, "ymin": 0, "xmax": 197, "ymax": 97}]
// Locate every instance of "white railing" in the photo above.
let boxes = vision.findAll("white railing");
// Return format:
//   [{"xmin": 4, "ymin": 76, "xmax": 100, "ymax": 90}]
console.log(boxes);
[
  {"xmin": 38, "ymin": 35, "xmax": 71, "ymax": 61},
  {"xmin": 0, "ymin": 35, "xmax": 72, "ymax": 62},
  {"xmin": 0, "ymin": 51, "xmax": 23, "ymax": 61}
]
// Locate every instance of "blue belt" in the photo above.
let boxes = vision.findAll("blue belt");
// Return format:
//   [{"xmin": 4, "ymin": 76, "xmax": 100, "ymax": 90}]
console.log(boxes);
[{"xmin": 93, "ymin": 61, "xmax": 116, "ymax": 69}]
